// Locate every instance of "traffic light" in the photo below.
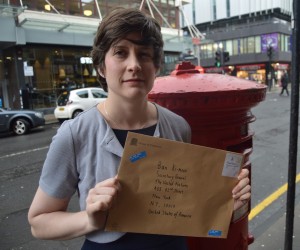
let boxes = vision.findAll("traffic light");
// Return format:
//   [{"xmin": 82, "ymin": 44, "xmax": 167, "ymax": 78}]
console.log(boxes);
[
  {"xmin": 223, "ymin": 51, "xmax": 230, "ymax": 63},
  {"xmin": 267, "ymin": 46, "xmax": 273, "ymax": 58},
  {"xmin": 215, "ymin": 51, "xmax": 221, "ymax": 67}
]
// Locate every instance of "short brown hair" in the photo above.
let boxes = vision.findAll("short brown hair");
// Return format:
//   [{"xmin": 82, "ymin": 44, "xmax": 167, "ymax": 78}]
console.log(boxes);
[{"xmin": 91, "ymin": 8, "xmax": 164, "ymax": 91}]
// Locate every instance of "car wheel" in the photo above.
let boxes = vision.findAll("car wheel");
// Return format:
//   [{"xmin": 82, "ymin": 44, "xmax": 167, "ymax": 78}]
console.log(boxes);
[
  {"xmin": 72, "ymin": 110, "xmax": 83, "ymax": 119},
  {"xmin": 12, "ymin": 118, "xmax": 30, "ymax": 135}
]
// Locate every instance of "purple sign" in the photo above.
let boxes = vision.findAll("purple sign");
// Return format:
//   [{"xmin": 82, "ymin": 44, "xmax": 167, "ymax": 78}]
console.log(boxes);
[{"xmin": 261, "ymin": 33, "xmax": 278, "ymax": 52}]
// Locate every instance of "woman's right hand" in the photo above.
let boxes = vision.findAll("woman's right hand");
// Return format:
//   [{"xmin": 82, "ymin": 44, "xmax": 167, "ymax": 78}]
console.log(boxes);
[{"xmin": 85, "ymin": 176, "xmax": 121, "ymax": 230}]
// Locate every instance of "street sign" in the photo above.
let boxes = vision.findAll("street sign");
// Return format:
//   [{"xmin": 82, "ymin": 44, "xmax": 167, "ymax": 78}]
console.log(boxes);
[{"xmin": 24, "ymin": 66, "xmax": 34, "ymax": 76}]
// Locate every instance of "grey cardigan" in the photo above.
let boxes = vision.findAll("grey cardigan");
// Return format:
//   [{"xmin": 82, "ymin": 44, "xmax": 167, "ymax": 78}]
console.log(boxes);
[{"xmin": 39, "ymin": 103, "xmax": 191, "ymax": 243}]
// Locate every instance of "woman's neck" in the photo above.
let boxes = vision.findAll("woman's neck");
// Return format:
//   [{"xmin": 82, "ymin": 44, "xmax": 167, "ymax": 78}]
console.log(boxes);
[{"xmin": 98, "ymin": 99, "xmax": 157, "ymax": 130}]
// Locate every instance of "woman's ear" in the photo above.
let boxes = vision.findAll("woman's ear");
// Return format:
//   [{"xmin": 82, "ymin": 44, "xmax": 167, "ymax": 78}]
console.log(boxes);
[{"xmin": 97, "ymin": 67, "xmax": 105, "ymax": 78}]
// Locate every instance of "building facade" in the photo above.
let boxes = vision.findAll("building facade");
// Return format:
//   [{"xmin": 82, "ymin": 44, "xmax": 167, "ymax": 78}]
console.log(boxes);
[
  {"xmin": 183, "ymin": 0, "xmax": 292, "ymax": 85},
  {"xmin": 0, "ymin": 0, "xmax": 192, "ymax": 110}
]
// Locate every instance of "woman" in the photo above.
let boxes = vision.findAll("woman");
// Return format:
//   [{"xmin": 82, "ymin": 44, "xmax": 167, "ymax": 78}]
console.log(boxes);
[{"xmin": 28, "ymin": 8, "xmax": 250, "ymax": 249}]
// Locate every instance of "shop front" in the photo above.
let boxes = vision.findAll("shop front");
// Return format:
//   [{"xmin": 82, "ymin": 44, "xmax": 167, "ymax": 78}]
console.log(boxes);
[
  {"xmin": 1, "ymin": 45, "xmax": 184, "ymax": 110},
  {"xmin": 2, "ymin": 45, "xmax": 100, "ymax": 110},
  {"xmin": 24, "ymin": 46, "xmax": 99, "ymax": 109},
  {"xmin": 203, "ymin": 62, "xmax": 289, "ymax": 89},
  {"xmin": 236, "ymin": 63, "xmax": 289, "ymax": 86},
  {"xmin": 236, "ymin": 64, "xmax": 266, "ymax": 84}
]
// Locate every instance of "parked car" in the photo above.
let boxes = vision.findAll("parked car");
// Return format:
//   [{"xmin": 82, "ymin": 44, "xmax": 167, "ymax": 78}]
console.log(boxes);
[
  {"xmin": 54, "ymin": 87, "xmax": 108, "ymax": 123},
  {"xmin": 0, "ymin": 108, "xmax": 45, "ymax": 135}
]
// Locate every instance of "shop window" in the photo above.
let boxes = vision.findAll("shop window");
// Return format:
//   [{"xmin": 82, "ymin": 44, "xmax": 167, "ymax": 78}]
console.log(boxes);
[
  {"xmin": 280, "ymin": 34, "xmax": 290, "ymax": 52},
  {"xmin": 69, "ymin": 0, "xmax": 82, "ymax": 16},
  {"xmin": 207, "ymin": 44, "xmax": 213, "ymax": 58},
  {"xmin": 247, "ymin": 37, "xmax": 254, "ymax": 53},
  {"xmin": 81, "ymin": 0, "xmax": 95, "ymax": 17},
  {"xmin": 232, "ymin": 39, "xmax": 238, "ymax": 55},
  {"xmin": 21, "ymin": 47, "xmax": 98, "ymax": 109},
  {"xmin": 200, "ymin": 45, "xmax": 207, "ymax": 59},
  {"xmin": 162, "ymin": 53, "xmax": 179, "ymax": 75},
  {"xmin": 240, "ymin": 38, "xmax": 247, "ymax": 54},
  {"xmin": 255, "ymin": 36, "xmax": 261, "ymax": 53},
  {"xmin": 225, "ymin": 40, "xmax": 233, "ymax": 56}
]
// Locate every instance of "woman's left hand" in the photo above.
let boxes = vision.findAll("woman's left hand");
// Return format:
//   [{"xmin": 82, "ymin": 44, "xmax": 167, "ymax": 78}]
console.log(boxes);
[{"xmin": 232, "ymin": 168, "xmax": 251, "ymax": 211}]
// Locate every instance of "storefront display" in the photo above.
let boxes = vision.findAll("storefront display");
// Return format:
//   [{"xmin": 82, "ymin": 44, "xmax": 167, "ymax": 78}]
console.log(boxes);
[{"xmin": 22, "ymin": 47, "xmax": 99, "ymax": 109}]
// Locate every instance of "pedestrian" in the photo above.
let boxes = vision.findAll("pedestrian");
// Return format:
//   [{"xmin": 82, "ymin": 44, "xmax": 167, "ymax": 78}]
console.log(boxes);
[
  {"xmin": 280, "ymin": 71, "xmax": 289, "ymax": 96},
  {"xmin": 28, "ymin": 8, "xmax": 251, "ymax": 249}
]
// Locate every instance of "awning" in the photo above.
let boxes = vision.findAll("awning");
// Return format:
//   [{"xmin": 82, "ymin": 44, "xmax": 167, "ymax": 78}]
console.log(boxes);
[
  {"xmin": 18, "ymin": 10, "xmax": 100, "ymax": 34},
  {"xmin": 17, "ymin": 9, "xmax": 183, "ymax": 38}
]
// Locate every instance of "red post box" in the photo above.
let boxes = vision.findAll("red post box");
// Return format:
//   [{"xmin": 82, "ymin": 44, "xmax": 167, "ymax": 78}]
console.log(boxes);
[{"xmin": 148, "ymin": 62, "xmax": 267, "ymax": 250}]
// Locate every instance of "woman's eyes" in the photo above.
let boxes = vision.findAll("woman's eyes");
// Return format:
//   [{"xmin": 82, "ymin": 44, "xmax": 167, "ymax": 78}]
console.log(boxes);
[
  {"xmin": 114, "ymin": 50, "xmax": 126, "ymax": 57},
  {"xmin": 113, "ymin": 49, "xmax": 153, "ymax": 60},
  {"xmin": 140, "ymin": 52, "xmax": 153, "ymax": 59}
]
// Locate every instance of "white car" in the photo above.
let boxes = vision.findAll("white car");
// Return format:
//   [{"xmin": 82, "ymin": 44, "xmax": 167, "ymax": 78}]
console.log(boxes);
[{"xmin": 54, "ymin": 87, "xmax": 107, "ymax": 123}]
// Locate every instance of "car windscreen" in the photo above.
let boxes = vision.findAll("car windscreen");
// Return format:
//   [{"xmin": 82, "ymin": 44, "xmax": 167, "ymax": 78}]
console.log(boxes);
[{"xmin": 57, "ymin": 91, "xmax": 70, "ymax": 106}]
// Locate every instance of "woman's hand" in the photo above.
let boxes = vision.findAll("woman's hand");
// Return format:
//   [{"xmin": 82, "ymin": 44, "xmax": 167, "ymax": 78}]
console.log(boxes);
[
  {"xmin": 232, "ymin": 169, "xmax": 251, "ymax": 211},
  {"xmin": 86, "ymin": 176, "xmax": 121, "ymax": 230}
]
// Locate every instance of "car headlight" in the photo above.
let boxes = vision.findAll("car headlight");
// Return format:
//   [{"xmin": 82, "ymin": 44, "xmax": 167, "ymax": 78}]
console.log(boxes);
[{"xmin": 35, "ymin": 112, "xmax": 44, "ymax": 118}]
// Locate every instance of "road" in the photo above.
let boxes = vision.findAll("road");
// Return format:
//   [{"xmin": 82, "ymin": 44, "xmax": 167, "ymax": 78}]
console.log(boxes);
[
  {"xmin": 0, "ymin": 124, "xmax": 84, "ymax": 249},
  {"xmin": 0, "ymin": 90, "xmax": 298, "ymax": 249},
  {"xmin": 249, "ymin": 90, "xmax": 300, "ymax": 240}
]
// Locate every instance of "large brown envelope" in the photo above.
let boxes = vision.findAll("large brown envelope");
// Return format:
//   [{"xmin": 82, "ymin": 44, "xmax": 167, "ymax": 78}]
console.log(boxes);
[{"xmin": 105, "ymin": 132, "xmax": 244, "ymax": 238}]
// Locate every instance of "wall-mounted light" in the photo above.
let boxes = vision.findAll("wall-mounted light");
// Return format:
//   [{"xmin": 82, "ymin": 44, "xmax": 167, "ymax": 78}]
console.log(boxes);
[
  {"xmin": 59, "ymin": 68, "xmax": 66, "ymax": 78},
  {"xmin": 83, "ymin": 68, "xmax": 89, "ymax": 76},
  {"xmin": 83, "ymin": 10, "xmax": 93, "ymax": 16},
  {"xmin": 45, "ymin": 4, "xmax": 51, "ymax": 11}
]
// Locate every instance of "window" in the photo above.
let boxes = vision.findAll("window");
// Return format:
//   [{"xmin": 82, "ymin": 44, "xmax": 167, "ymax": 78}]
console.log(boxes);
[
  {"xmin": 200, "ymin": 45, "xmax": 207, "ymax": 59},
  {"xmin": 225, "ymin": 40, "xmax": 233, "ymax": 55},
  {"xmin": 212, "ymin": 0, "xmax": 217, "ymax": 20},
  {"xmin": 226, "ymin": 0, "xmax": 230, "ymax": 17},
  {"xmin": 280, "ymin": 34, "xmax": 290, "ymax": 52},
  {"xmin": 255, "ymin": 36, "xmax": 261, "ymax": 53},
  {"xmin": 76, "ymin": 90, "xmax": 89, "ymax": 98},
  {"xmin": 248, "ymin": 37, "xmax": 255, "ymax": 53},
  {"xmin": 240, "ymin": 38, "xmax": 247, "ymax": 54},
  {"xmin": 232, "ymin": 39, "xmax": 238, "ymax": 55},
  {"xmin": 207, "ymin": 44, "xmax": 214, "ymax": 58},
  {"xmin": 92, "ymin": 90, "xmax": 107, "ymax": 98}
]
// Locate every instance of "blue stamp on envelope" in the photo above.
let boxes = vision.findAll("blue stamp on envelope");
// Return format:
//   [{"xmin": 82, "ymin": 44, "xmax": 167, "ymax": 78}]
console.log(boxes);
[
  {"xmin": 129, "ymin": 151, "xmax": 147, "ymax": 163},
  {"xmin": 208, "ymin": 229, "xmax": 222, "ymax": 237}
]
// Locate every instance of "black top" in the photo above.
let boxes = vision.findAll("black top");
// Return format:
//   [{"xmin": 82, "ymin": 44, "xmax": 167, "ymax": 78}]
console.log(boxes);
[{"xmin": 113, "ymin": 124, "xmax": 157, "ymax": 147}]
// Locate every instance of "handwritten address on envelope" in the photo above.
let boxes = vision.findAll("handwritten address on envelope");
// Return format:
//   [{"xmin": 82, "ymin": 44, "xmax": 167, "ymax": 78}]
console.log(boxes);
[{"xmin": 105, "ymin": 132, "xmax": 244, "ymax": 238}]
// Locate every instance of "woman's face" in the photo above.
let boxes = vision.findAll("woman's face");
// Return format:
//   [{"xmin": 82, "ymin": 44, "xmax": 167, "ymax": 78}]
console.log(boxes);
[{"xmin": 101, "ymin": 32, "xmax": 158, "ymax": 101}]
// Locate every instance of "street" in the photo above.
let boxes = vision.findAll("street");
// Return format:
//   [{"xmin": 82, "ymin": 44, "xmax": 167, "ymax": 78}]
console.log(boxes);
[
  {"xmin": 249, "ymin": 89, "xmax": 300, "ymax": 237},
  {"xmin": 0, "ymin": 124, "xmax": 84, "ymax": 249},
  {"xmin": 0, "ymin": 89, "xmax": 298, "ymax": 249}
]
